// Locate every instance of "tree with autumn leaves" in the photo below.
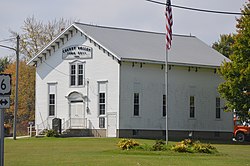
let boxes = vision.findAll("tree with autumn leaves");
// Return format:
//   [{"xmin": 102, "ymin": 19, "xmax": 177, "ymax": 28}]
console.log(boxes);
[
  {"xmin": 4, "ymin": 61, "xmax": 35, "ymax": 127},
  {"xmin": 0, "ymin": 57, "xmax": 10, "ymax": 73},
  {"xmin": 213, "ymin": 2, "xmax": 250, "ymax": 121},
  {"xmin": 2, "ymin": 17, "xmax": 72, "ymax": 134}
]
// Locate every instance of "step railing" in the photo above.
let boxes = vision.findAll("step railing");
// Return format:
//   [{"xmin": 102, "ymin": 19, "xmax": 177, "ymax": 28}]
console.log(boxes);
[
  {"xmin": 62, "ymin": 118, "xmax": 71, "ymax": 132},
  {"xmin": 36, "ymin": 119, "xmax": 48, "ymax": 136},
  {"xmin": 36, "ymin": 118, "xmax": 89, "ymax": 135},
  {"xmin": 88, "ymin": 120, "xmax": 102, "ymax": 137},
  {"xmin": 27, "ymin": 126, "xmax": 36, "ymax": 137},
  {"xmin": 62, "ymin": 118, "xmax": 87, "ymax": 131}
]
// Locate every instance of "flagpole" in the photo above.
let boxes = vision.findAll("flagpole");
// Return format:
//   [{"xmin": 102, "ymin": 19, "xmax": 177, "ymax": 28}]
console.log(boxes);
[
  {"xmin": 165, "ymin": 47, "xmax": 169, "ymax": 144},
  {"xmin": 165, "ymin": 0, "xmax": 172, "ymax": 145}
]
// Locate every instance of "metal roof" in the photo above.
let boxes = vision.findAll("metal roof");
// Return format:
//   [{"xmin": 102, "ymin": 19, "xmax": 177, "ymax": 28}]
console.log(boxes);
[
  {"xmin": 28, "ymin": 22, "xmax": 230, "ymax": 67},
  {"xmin": 75, "ymin": 22, "xmax": 229, "ymax": 67}
]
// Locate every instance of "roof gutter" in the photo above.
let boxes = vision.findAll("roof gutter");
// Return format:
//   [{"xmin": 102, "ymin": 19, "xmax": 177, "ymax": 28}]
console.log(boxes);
[{"xmin": 121, "ymin": 58, "xmax": 221, "ymax": 69}]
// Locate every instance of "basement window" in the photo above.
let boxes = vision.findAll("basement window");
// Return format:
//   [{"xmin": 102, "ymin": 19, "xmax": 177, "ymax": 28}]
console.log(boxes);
[
  {"xmin": 99, "ymin": 117, "xmax": 105, "ymax": 128},
  {"xmin": 132, "ymin": 129, "xmax": 139, "ymax": 136}
]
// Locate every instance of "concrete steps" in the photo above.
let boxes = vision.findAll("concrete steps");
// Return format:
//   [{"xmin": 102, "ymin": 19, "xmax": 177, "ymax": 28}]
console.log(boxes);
[{"xmin": 61, "ymin": 129, "xmax": 92, "ymax": 137}]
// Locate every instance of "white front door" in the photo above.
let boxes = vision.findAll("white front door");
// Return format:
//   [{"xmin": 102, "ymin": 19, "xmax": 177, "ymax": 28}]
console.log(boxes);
[
  {"xmin": 70, "ymin": 102, "xmax": 85, "ymax": 128},
  {"xmin": 107, "ymin": 113, "xmax": 117, "ymax": 137}
]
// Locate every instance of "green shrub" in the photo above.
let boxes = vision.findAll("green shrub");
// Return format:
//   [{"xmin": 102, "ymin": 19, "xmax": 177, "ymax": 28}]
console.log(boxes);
[
  {"xmin": 45, "ymin": 129, "xmax": 58, "ymax": 137},
  {"xmin": 171, "ymin": 139, "xmax": 217, "ymax": 154},
  {"xmin": 171, "ymin": 139, "xmax": 193, "ymax": 153},
  {"xmin": 171, "ymin": 143, "xmax": 192, "ymax": 153},
  {"xmin": 152, "ymin": 140, "xmax": 166, "ymax": 151},
  {"xmin": 117, "ymin": 139, "xmax": 140, "ymax": 150},
  {"xmin": 192, "ymin": 142, "xmax": 217, "ymax": 154},
  {"xmin": 181, "ymin": 139, "xmax": 193, "ymax": 146}
]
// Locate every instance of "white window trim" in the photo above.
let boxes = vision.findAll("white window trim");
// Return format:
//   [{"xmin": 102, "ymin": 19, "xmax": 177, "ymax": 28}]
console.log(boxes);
[
  {"xmin": 215, "ymin": 97, "xmax": 221, "ymax": 119},
  {"xmin": 161, "ymin": 84, "xmax": 166, "ymax": 119},
  {"xmin": 99, "ymin": 92, "xmax": 106, "ymax": 116},
  {"xmin": 69, "ymin": 60, "xmax": 85, "ymax": 87},
  {"xmin": 48, "ymin": 83, "xmax": 57, "ymax": 117},
  {"xmin": 133, "ymin": 92, "xmax": 140, "ymax": 117},
  {"xmin": 97, "ymin": 81, "xmax": 108, "ymax": 117},
  {"xmin": 189, "ymin": 96, "xmax": 195, "ymax": 119},
  {"xmin": 99, "ymin": 117, "xmax": 106, "ymax": 128},
  {"xmin": 162, "ymin": 94, "xmax": 166, "ymax": 118},
  {"xmin": 133, "ymin": 82, "xmax": 142, "ymax": 118}
]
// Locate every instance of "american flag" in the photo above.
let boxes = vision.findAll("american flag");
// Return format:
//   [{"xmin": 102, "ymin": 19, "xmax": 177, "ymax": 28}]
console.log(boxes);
[{"xmin": 165, "ymin": 0, "xmax": 173, "ymax": 50}]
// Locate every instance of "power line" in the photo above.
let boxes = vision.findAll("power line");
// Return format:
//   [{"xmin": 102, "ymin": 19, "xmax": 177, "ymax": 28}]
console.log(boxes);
[
  {"xmin": 0, "ymin": 38, "xmax": 16, "ymax": 43},
  {"xmin": 0, "ymin": 44, "xmax": 16, "ymax": 51},
  {"xmin": 145, "ymin": 0, "xmax": 248, "ymax": 15},
  {"xmin": 42, "ymin": 60, "xmax": 99, "ymax": 96},
  {"xmin": 42, "ymin": 60, "xmax": 69, "ymax": 76}
]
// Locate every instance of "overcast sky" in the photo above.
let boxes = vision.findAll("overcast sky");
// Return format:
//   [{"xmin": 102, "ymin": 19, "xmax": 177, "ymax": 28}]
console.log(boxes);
[{"xmin": 0, "ymin": 0, "xmax": 247, "ymax": 58}]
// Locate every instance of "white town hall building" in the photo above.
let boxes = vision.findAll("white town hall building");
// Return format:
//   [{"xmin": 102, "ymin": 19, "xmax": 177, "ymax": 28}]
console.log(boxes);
[{"xmin": 28, "ymin": 22, "xmax": 233, "ymax": 140}]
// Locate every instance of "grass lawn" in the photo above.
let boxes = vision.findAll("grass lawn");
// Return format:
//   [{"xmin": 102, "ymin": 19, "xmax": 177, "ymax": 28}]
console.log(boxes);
[{"xmin": 4, "ymin": 137, "xmax": 250, "ymax": 166}]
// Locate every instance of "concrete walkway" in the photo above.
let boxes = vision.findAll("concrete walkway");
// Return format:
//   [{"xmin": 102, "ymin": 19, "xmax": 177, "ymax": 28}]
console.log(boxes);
[{"xmin": 5, "ymin": 135, "xmax": 30, "ymax": 139}]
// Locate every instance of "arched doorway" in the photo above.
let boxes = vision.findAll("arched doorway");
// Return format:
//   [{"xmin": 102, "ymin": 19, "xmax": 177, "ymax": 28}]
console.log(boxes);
[{"xmin": 67, "ymin": 91, "xmax": 86, "ymax": 129}]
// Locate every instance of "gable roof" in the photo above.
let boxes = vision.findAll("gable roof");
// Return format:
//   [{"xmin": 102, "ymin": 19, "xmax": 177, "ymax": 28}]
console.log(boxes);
[{"xmin": 28, "ymin": 22, "xmax": 230, "ymax": 68}]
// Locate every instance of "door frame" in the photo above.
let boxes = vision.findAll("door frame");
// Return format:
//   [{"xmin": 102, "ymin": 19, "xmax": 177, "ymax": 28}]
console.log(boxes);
[
  {"xmin": 107, "ymin": 112, "xmax": 117, "ymax": 137},
  {"xmin": 66, "ymin": 91, "xmax": 86, "ymax": 129},
  {"xmin": 69, "ymin": 101, "xmax": 85, "ymax": 129}
]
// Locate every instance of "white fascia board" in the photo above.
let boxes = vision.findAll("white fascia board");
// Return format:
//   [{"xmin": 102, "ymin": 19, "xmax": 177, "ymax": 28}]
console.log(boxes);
[
  {"xmin": 27, "ymin": 23, "xmax": 121, "ymax": 66},
  {"xmin": 27, "ymin": 24, "xmax": 75, "ymax": 65},
  {"xmin": 72, "ymin": 23, "xmax": 121, "ymax": 61}
]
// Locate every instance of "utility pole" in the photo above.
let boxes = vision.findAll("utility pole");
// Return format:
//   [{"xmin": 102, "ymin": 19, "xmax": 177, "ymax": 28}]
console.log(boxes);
[
  {"xmin": 0, "ymin": 108, "xmax": 5, "ymax": 166},
  {"xmin": 0, "ymin": 74, "xmax": 12, "ymax": 166},
  {"xmin": 0, "ymin": 35, "xmax": 20, "ymax": 140},
  {"xmin": 13, "ymin": 35, "xmax": 20, "ymax": 140}
]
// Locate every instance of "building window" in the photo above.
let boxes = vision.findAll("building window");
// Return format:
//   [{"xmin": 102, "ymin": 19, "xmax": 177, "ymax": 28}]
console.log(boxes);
[
  {"xmin": 190, "ymin": 96, "xmax": 195, "ymax": 118},
  {"xmin": 216, "ymin": 97, "xmax": 221, "ymax": 119},
  {"xmin": 98, "ymin": 81, "xmax": 107, "ymax": 116},
  {"xmin": 132, "ymin": 129, "xmax": 139, "ymax": 136},
  {"xmin": 70, "ymin": 61, "xmax": 84, "ymax": 86},
  {"xmin": 134, "ymin": 93, "xmax": 139, "ymax": 116},
  {"xmin": 78, "ymin": 64, "xmax": 84, "ymax": 86},
  {"xmin": 48, "ymin": 84, "xmax": 56, "ymax": 116},
  {"xmin": 163, "ymin": 95, "xmax": 166, "ymax": 117},
  {"xmin": 214, "ymin": 132, "xmax": 220, "ymax": 137},
  {"xmin": 49, "ymin": 94, "xmax": 55, "ymax": 116},
  {"xmin": 99, "ymin": 117, "xmax": 105, "ymax": 128},
  {"xmin": 99, "ymin": 93, "xmax": 106, "ymax": 115},
  {"xmin": 70, "ymin": 64, "xmax": 76, "ymax": 86}
]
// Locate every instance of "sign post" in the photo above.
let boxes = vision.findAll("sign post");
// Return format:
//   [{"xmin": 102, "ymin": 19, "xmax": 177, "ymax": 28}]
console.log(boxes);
[
  {"xmin": 0, "ymin": 74, "xmax": 11, "ymax": 166},
  {"xmin": 0, "ymin": 109, "xmax": 4, "ymax": 166},
  {"xmin": 28, "ymin": 122, "xmax": 34, "ymax": 137}
]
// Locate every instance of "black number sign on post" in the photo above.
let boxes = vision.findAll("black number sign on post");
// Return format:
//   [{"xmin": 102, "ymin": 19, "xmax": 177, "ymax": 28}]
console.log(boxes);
[
  {"xmin": 1, "ymin": 80, "xmax": 6, "ymax": 91},
  {"xmin": 0, "ymin": 74, "xmax": 11, "ymax": 95}
]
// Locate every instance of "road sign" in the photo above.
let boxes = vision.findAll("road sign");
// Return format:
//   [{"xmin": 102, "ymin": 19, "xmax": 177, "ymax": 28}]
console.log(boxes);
[
  {"xmin": 0, "ymin": 96, "xmax": 10, "ymax": 109},
  {"xmin": 0, "ymin": 74, "xmax": 11, "ymax": 95}
]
